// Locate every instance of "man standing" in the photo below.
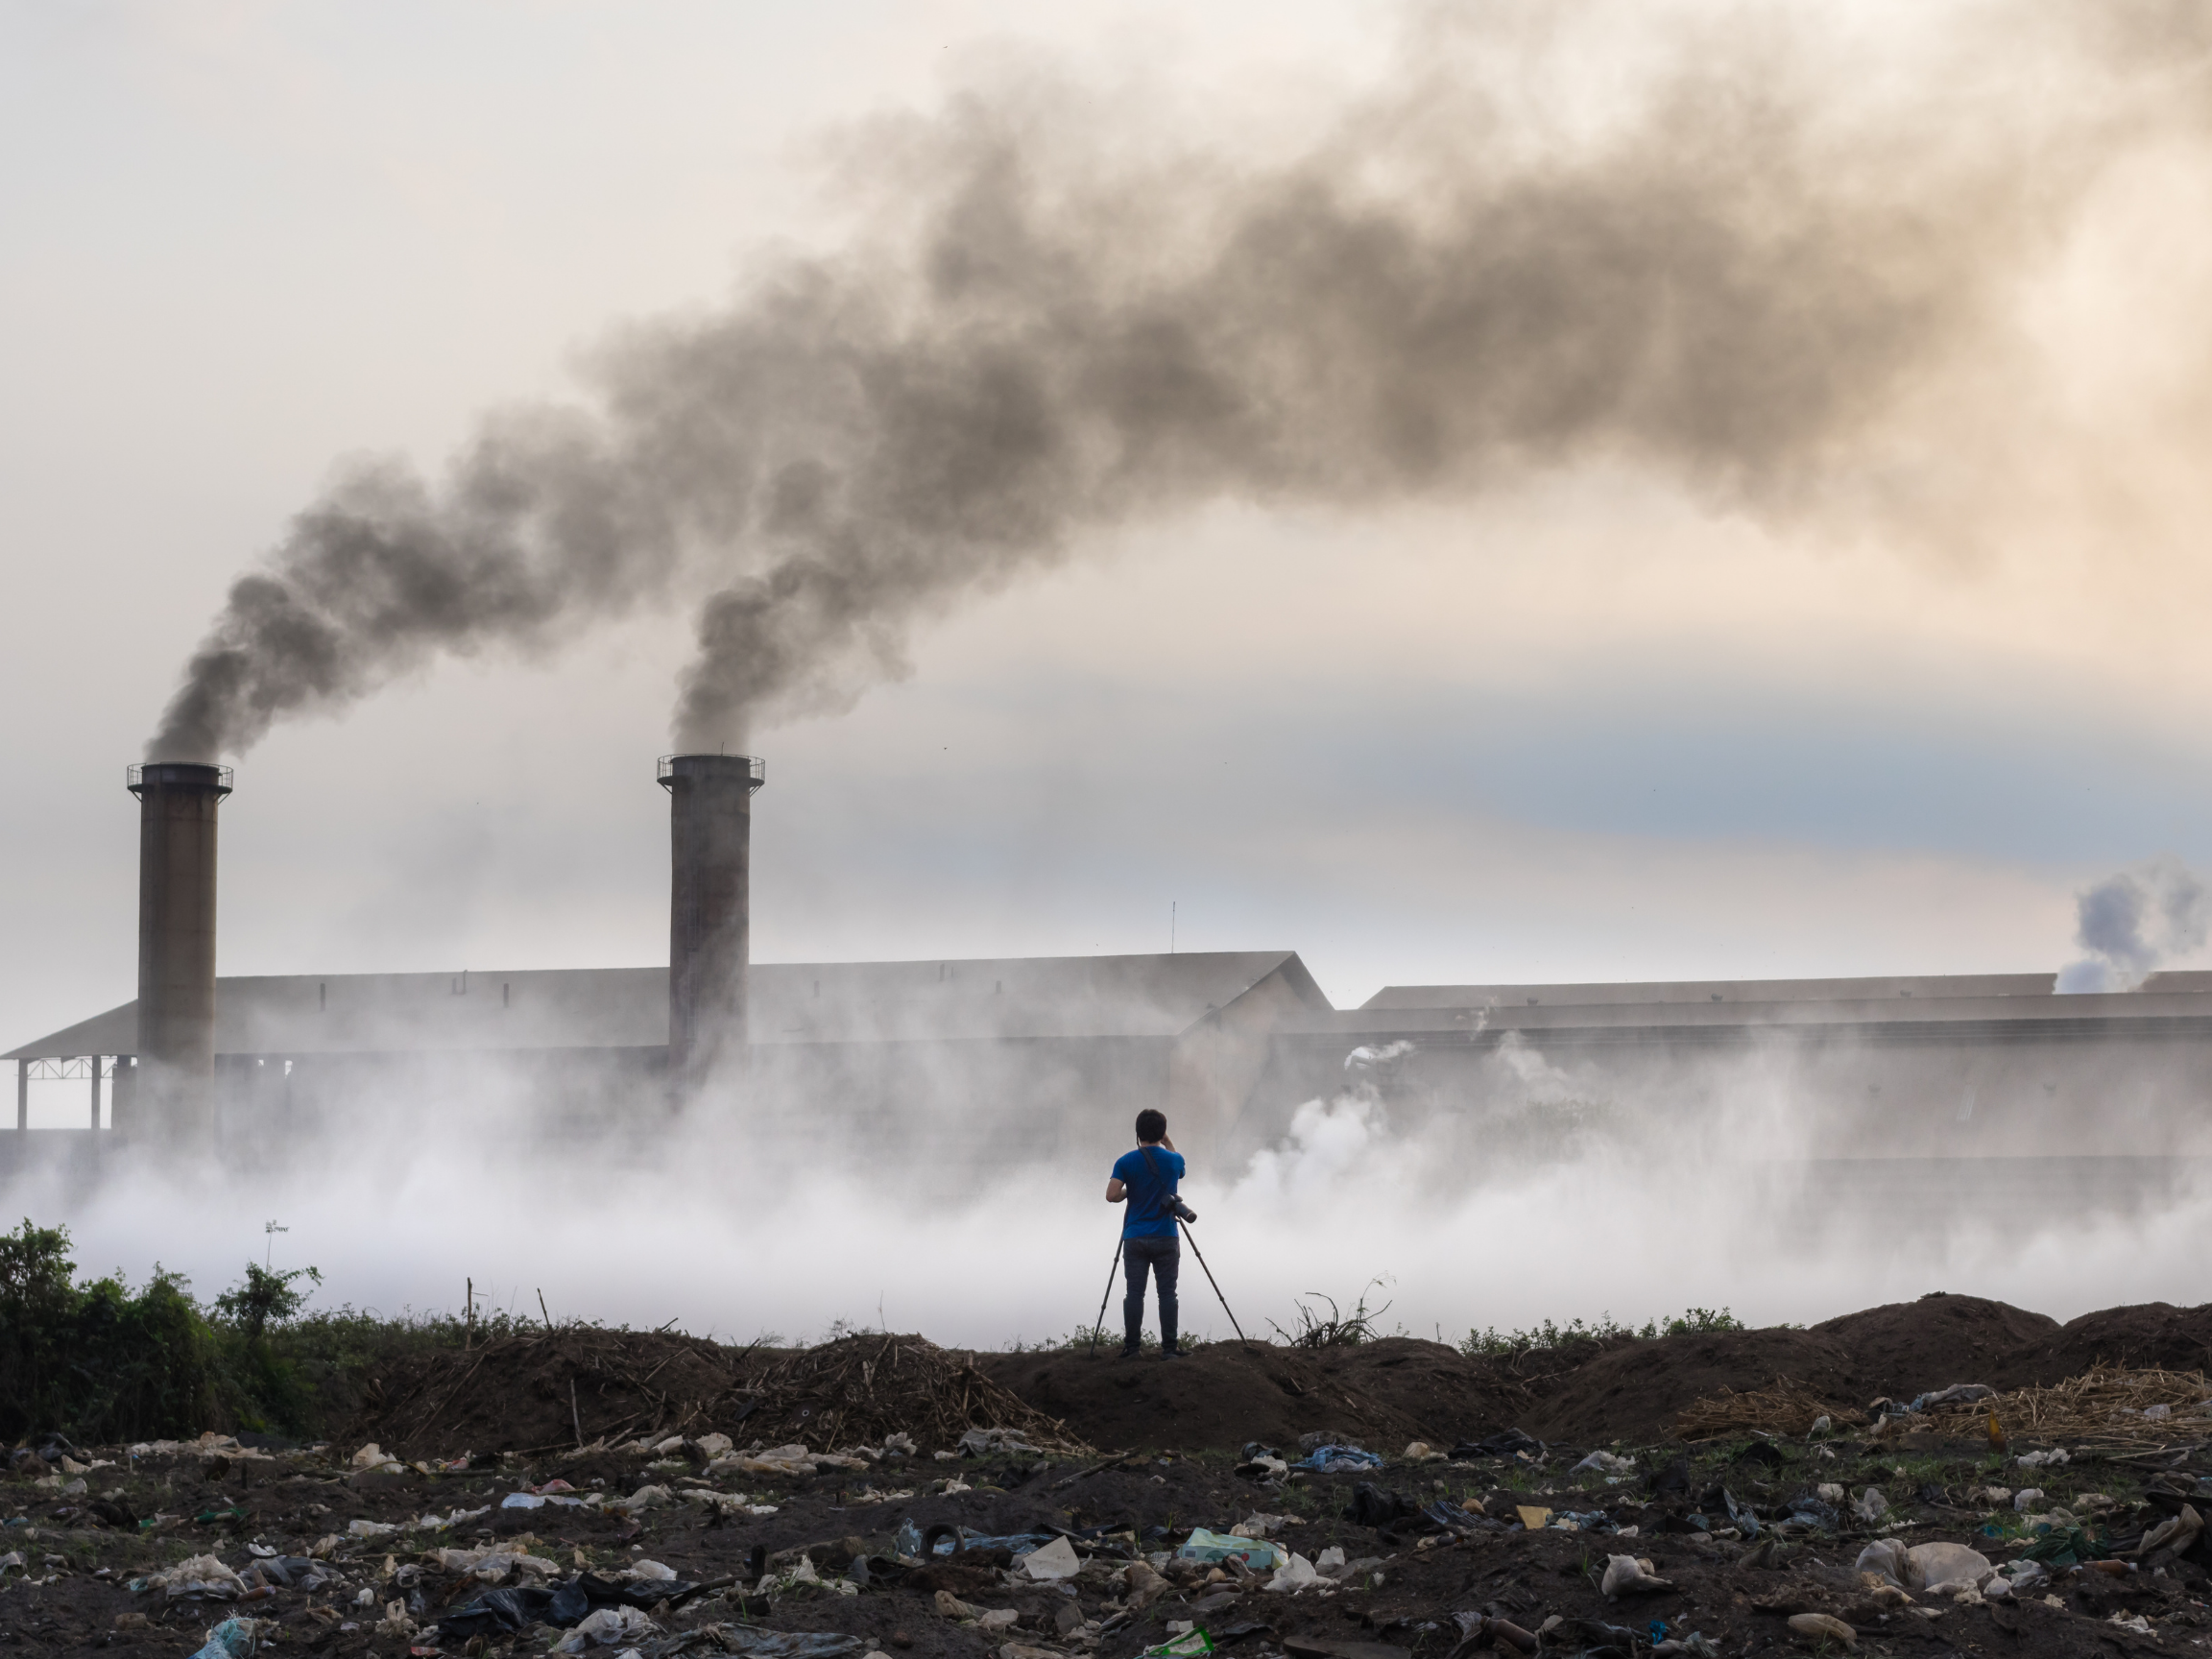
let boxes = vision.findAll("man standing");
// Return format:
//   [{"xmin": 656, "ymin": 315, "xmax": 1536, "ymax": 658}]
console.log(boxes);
[{"xmin": 1105, "ymin": 1109, "xmax": 1186, "ymax": 1358}]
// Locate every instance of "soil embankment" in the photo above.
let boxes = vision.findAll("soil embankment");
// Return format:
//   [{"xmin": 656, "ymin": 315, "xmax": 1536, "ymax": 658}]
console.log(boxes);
[{"xmin": 335, "ymin": 1293, "xmax": 2212, "ymax": 1458}]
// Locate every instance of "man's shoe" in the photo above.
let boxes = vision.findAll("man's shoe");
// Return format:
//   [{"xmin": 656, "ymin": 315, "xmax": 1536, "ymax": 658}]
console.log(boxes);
[
  {"xmin": 1160, "ymin": 1346, "xmax": 1185, "ymax": 1359},
  {"xmin": 1118, "ymin": 1346, "xmax": 1142, "ymax": 1360}
]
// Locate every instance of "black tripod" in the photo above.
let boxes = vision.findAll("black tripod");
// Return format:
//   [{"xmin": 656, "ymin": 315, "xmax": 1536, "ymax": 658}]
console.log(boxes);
[{"xmin": 1087, "ymin": 1222, "xmax": 1250, "ymax": 1356}]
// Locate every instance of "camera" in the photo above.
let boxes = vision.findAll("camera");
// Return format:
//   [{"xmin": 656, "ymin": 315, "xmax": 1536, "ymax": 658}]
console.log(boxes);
[{"xmin": 1166, "ymin": 1193, "xmax": 1198, "ymax": 1225}]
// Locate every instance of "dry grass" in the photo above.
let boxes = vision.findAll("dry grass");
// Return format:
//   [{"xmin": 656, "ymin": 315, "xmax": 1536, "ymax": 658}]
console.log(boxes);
[
  {"xmin": 1674, "ymin": 1376, "xmax": 1855, "ymax": 1442},
  {"xmin": 1926, "ymin": 1364, "xmax": 2212, "ymax": 1450},
  {"xmin": 739, "ymin": 1334, "xmax": 1091, "ymax": 1455},
  {"xmin": 1672, "ymin": 1363, "xmax": 2212, "ymax": 1449}
]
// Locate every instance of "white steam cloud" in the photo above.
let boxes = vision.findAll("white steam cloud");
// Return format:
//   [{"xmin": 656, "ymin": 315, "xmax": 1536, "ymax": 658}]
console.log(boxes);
[{"xmin": 2056, "ymin": 856, "xmax": 2212, "ymax": 993}]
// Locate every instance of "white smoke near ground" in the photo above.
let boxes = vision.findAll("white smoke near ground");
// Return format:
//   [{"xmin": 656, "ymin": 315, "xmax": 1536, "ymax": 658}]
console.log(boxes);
[
  {"xmin": 2056, "ymin": 856, "xmax": 2212, "ymax": 993},
  {"xmin": 12, "ymin": 1013, "xmax": 2209, "ymax": 1354}
]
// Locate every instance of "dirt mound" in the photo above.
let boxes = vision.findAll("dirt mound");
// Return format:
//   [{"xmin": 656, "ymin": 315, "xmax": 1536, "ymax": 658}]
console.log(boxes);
[
  {"xmin": 978, "ymin": 1336, "xmax": 1530, "ymax": 1453},
  {"xmin": 1810, "ymin": 1293, "xmax": 2062, "ymax": 1392},
  {"xmin": 2032, "ymin": 1303, "xmax": 2212, "ymax": 1382},
  {"xmin": 1512, "ymin": 1329, "xmax": 1858, "ymax": 1446},
  {"xmin": 742, "ymin": 1333, "xmax": 1088, "ymax": 1452},
  {"xmin": 344, "ymin": 1328, "xmax": 766, "ymax": 1456}
]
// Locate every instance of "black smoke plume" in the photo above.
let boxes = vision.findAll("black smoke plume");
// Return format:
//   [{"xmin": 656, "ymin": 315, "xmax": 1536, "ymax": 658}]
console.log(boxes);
[{"xmin": 146, "ymin": 3, "xmax": 2212, "ymax": 760}]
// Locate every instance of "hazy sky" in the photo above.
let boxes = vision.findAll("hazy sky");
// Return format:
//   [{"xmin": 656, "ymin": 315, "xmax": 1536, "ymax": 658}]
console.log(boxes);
[{"xmin": 10, "ymin": 0, "xmax": 2212, "ymax": 1072}]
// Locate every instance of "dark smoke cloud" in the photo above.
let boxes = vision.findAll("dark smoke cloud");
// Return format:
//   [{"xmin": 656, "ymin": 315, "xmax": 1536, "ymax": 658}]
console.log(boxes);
[
  {"xmin": 146, "ymin": 1, "xmax": 2212, "ymax": 760},
  {"xmin": 2056, "ymin": 856, "xmax": 2212, "ymax": 993}
]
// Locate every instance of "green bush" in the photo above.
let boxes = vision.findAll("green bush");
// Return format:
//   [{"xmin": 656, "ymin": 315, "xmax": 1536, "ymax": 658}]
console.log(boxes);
[
  {"xmin": 0, "ymin": 1216, "xmax": 512, "ymax": 1445},
  {"xmin": 1460, "ymin": 1305, "xmax": 1753, "ymax": 1358}
]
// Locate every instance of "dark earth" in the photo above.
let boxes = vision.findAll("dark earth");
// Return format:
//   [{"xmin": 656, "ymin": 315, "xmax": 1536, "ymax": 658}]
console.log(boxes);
[{"xmin": 4, "ymin": 1293, "xmax": 2208, "ymax": 1658}]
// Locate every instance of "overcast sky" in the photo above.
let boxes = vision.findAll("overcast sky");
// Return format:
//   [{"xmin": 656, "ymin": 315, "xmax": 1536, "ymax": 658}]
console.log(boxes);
[{"xmin": 9, "ymin": 0, "xmax": 2212, "ymax": 1071}]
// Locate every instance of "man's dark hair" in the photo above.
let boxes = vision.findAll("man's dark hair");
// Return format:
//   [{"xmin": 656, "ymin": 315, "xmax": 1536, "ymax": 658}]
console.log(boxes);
[{"xmin": 1135, "ymin": 1109, "xmax": 1167, "ymax": 1144}]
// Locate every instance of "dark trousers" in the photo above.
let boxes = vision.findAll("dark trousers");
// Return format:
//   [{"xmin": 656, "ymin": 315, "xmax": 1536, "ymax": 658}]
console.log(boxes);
[{"xmin": 1122, "ymin": 1234, "xmax": 1180, "ymax": 1353}]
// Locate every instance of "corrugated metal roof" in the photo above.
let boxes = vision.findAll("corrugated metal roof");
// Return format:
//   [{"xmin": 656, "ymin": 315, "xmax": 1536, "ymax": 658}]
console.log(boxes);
[
  {"xmin": 1360, "ymin": 970, "xmax": 2212, "ymax": 1010},
  {"xmin": 4, "ymin": 950, "xmax": 1322, "ymax": 1060}
]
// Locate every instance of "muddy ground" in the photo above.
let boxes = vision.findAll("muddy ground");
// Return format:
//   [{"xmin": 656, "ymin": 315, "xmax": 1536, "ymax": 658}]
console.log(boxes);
[{"xmin": 4, "ymin": 1292, "xmax": 2210, "ymax": 1657}]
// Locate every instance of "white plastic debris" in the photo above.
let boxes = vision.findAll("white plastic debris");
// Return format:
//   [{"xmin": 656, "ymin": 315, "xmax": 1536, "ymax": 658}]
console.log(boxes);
[
  {"xmin": 2015, "ymin": 1449, "xmax": 2069, "ymax": 1469},
  {"xmin": 1853, "ymin": 1487, "xmax": 1890, "ymax": 1525},
  {"xmin": 1262, "ymin": 1554, "xmax": 1321, "ymax": 1594},
  {"xmin": 2013, "ymin": 1489, "xmax": 2045, "ymax": 1512},
  {"xmin": 1600, "ymin": 1555, "xmax": 1674, "ymax": 1598},
  {"xmin": 557, "ymin": 1607, "xmax": 660, "ymax": 1652},
  {"xmin": 1573, "ymin": 1452, "xmax": 1637, "ymax": 1475},
  {"xmin": 1020, "ymin": 1538, "xmax": 1082, "ymax": 1581},
  {"xmin": 621, "ymin": 1559, "xmax": 679, "ymax": 1582}
]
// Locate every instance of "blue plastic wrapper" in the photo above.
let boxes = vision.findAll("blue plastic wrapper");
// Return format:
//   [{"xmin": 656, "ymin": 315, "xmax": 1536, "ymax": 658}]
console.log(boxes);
[{"xmin": 1292, "ymin": 1445, "xmax": 1384, "ymax": 1473}]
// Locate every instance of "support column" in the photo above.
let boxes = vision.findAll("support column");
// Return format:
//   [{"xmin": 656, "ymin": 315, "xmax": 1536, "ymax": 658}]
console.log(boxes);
[
  {"xmin": 14, "ymin": 1058, "xmax": 24, "ymax": 1131},
  {"xmin": 88, "ymin": 1056, "xmax": 103, "ymax": 1131}
]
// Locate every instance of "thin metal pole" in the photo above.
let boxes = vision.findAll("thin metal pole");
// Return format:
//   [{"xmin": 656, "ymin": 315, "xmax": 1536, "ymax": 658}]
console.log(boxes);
[
  {"xmin": 88, "ymin": 1056, "xmax": 102, "ymax": 1131},
  {"xmin": 15, "ymin": 1059, "xmax": 25, "ymax": 1133},
  {"xmin": 1177, "ymin": 1219, "xmax": 1251, "ymax": 1346},
  {"xmin": 1087, "ymin": 1238, "xmax": 1124, "ymax": 1358}
]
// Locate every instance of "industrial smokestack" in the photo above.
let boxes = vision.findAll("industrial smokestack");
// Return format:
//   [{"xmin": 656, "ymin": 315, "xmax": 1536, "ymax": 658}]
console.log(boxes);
[
  {"xmin": 126, "ymin": 761, "xmax": 231, "ymax": 1142},
  {"xmin": 660, "ymin": 754, "xmax": 764, "ymax": 1086}
]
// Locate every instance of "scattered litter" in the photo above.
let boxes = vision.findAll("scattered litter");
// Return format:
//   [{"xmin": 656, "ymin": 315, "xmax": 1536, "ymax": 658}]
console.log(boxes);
[
  {"xmin": 187, "ymin": 1617, "xmax": 263, "ymax": 1659},
  {"xmin": 1599, "ymin": 1555, "xmax": 1673, "ymax": 1598},
  {"xmin": 132, "ymin": 1555, "xmax": 247, "ymax": 1600},
  {"xmin": 1293, "ymin": 1445, "xmax": 1383, "ymax": 1473},
  {"xmin": 2013, "ymin": 1489, "xmax": 2045, "ymax": 1511},
  {"xmin": 1143, "ymin": 1631, "xmax": 1213, "ymax": 1658},
  {"xmin": 557, "ymin": 1606, "xmax": 659, "ymax": 1652},
  {"xmin": 1400, "ymin": 1442, "xmax": 1446, "ymax": 1462},
  {"xmin": 1911, "ymin": 1383, "xmax": 1996, "ymax": 1411},
  {"xmin": 1852, "ymin": 1488, "xmax": 1890, "ymax": 1525},
  {"xmin": 1262, "ymin": 1553, "xmax": 1324, "ymax": 1594},
  {"xmin": 2016, "ymin": 1449, "xmax": 2069, "ymax": 1469},
  {"xmin": 1573, "ymin": 1452, "xmax": 1636, "ymax": 1475},
  {"xmin": 1020, "ymin": 1538, "xmax": 1083, "ymax": 1580}
]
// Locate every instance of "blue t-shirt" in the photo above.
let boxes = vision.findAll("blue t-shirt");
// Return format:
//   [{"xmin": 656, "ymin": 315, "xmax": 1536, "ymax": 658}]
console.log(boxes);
[{"xmin": 1112, "ymin": 1144, "xmax": 1187, "ymax": 1239}]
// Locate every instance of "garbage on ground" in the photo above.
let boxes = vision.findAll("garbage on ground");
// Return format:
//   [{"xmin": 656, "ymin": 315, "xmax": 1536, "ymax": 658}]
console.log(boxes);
[
  {"xmin": 1122, "ymin": 1562, "xmax": 1173, "ymax": 1610},
  {"xmin": 428, "ymin": 1544, "xmax": 562, "ymax": 1582},
  {"xmin": 1599, "ymin": 1555, "xmax": 1673, "ymax": 1598},
  {"xmin": 1020, "ymin": 1537, "xmax": 1084, "ymax": 1580},
  {"xmin": 1911, "ymin": 1383, "xmax": 1996, "ymax": 1411},
  {"xmin": 1515, "ymin": 1506, "xmax": 1552, "ymax": 1531},
  {"xmin": 1573, "ymin": 1451, "xmax": 1636, "ymax": 1475},
  {"xmin": 187, "ymin": 1618, "xmax": 262, "ymax": 1659},
  {"xmin": 1787, "ymin": 1612, "xmax": 1856, "ymax": 1644},
  {"xmin": 1142, "ymin": 1631, "xmax": 1213, "ymax": 1658},
  {"xmin": 2016, "ymin": 1448, "xmax": 2069, "ymax": 1468},
  {"xmin": 1450, "ymin": 1430, "xmax": 1543, "ymax": 1460},
  {"xmin": 2137, "ymin": 1503, "xmax": 2203, "ymax": 1557},
  {"xmin": 1292, "ymin": 1445, "xmax": 1383, "ymax": 1473},
  {"xmin": 2012, "ymin": 1489, "xmax": 2045, "ymax": 1511},
  {"xmin": 556, "ymin": 1606, "xmax": 660, "ymax": 1653},
  {"xmin": 1853, "ymin": 1487, "xmax": 1890, "ymax": 1525},
  {"xmin": 691, "ymin": 1633, "xmax": 864, "ymax": 1659},
  {"xmin": 349, "ymin": 1444, "xmax": 404, "ymax": 1474},
  {"xmin": 132, "ymin": 1554, "xmax": 246, "ymax": 1599},
  {"xmin": 1262, "ymin": 1553, "xmax": 1321, "ymax": 1594},
  {"xmin": 1401, "ymin": 1441, "xmax": 1447, "ymax": 1462},
  {"xmin": 1178, "ymin": 1528, "xmax": 1287, "ymax": 1572},
  {"xmin": 439, "ymin": 1581, "xmax": 592, "ymax": 1639},
  {"xmin": 957, "ymin": 1428, "xmax": 1040, "ymax": 1456},
  {"xmin": 2018, "ymin": 1524, "xmax": 2108, "ymax": 1567}
]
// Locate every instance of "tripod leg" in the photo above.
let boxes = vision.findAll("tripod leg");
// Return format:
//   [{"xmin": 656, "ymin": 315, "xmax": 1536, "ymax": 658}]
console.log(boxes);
[
  {"xmin": 1088, "ymin": 1238, "xmax": 1124, "ymax": 1358},
  {"xmin": 1178, "ymin": 1221, "xmax": 1250, "ymax": 1346}
]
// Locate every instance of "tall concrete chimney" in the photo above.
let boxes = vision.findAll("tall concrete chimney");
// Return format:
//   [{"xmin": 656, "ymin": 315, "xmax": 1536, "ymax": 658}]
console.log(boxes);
[
  {"xmin": 126, "ymin": 761, "xmax": 231, "ymax": 1142},
  {"xmin": 660, "ymin": 754, "xmax": 764, "ymax": 1085}
]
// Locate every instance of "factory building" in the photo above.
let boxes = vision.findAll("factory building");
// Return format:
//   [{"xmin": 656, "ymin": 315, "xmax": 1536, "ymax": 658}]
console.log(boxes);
[{"xmin": 8, "ymin": 750, "xmax": 2212, "ymax": 1184}]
